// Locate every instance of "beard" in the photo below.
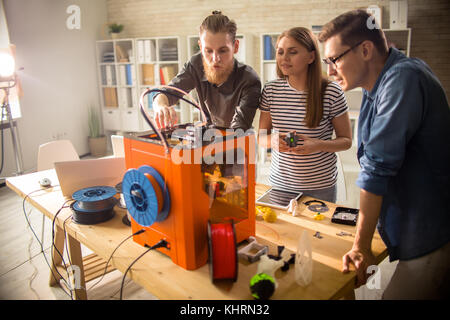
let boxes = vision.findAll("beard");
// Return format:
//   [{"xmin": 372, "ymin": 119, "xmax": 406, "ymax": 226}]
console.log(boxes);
[{"xmin": 202, "ymin": 58, "xmax": 234, "ymax": 85}]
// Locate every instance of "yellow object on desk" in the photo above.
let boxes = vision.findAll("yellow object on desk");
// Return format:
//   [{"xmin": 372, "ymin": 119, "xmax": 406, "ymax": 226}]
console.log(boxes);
[
  {"xmin": 256, "ymin": 205, "xmax": 277, "ymax": 223},
  {"xmin": 314, "ymin": 212, "xmax": 325, "ymax": 220}
]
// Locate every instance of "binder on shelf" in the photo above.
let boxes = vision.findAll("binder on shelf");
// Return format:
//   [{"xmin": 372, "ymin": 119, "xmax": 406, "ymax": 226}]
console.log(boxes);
[
  {"xmin": 131, "ymin": 88, "xmax": 137, "ymax": 108},
  {"xmin": 125, "ymin": 64, "xmax": 133, "ymax": 85},
  {"xmin": 103, "ymin": 88, "xmax": 118, "ymax": 107},
  {"xmin": 101, "ymin": 65, "xmax": 107, "ymax": 85},
  {"xmin": 147, "ymin": 91, "xmax": 157, "ymax": 111},
  {"xmin": 105, "ymin": 65, "xmax": 113, "ymax": 86},
  {"xmin": 142, "ymin": 64, "xmax": 155, "ymax": 85},
  {"xmin": 137, "ymin": 40, "xmax": 145, "ymax": 63},
  {"xmin": 119, "ymin": 65, "xmax": 127, "ymax": 86},
  {"xmin": 264, "ymin": 35, "xmax": 274, "ymax": 60},
  {"xmin": 144, "ymin": 40, "xmax": 152, "ymax": 62},
  {"xmin": 119, "ymin": 88, "xmax": 132, "ymax": 108}
]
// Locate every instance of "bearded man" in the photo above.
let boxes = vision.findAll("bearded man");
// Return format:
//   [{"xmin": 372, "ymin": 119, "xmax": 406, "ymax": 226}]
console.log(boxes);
[{"xmin": 152, "ymin": 11, "xmax": 261, "ymax": 130}]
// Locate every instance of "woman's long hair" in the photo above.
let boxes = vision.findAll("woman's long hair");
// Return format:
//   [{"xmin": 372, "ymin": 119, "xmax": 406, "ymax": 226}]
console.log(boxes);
[{"xmin": 276, "ymin": 27, "xmax": 329, "ymax": 128}]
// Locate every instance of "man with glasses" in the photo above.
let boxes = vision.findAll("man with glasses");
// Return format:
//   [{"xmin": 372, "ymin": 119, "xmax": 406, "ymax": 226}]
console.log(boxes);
[{"xmin": 319, "ymin": 10, "xmax": 450, "ymax": 299}]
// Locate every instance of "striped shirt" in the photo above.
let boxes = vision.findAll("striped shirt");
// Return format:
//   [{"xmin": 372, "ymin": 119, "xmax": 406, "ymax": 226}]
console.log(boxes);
[{"xmin": 259, "ymin": 79, "xmax": 348, "ymax": 191}]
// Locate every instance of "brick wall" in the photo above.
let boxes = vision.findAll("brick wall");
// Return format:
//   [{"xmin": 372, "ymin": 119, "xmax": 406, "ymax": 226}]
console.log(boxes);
[{"xmin": 107, "ymin": 0, "xmax": 450, "ymax": 98}]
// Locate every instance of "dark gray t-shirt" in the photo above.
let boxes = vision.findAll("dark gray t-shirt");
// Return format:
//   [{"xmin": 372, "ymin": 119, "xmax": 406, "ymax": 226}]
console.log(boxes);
[{"xmin": 162, "ymin": 53, "xmax": 261, "ymax": 130}]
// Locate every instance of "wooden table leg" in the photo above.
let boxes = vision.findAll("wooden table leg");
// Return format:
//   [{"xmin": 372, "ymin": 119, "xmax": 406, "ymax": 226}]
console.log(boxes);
[
  {"xmin": 49, "ymin": 225, "xmax": 65, "ymax": 287},
  {"xmin": 67, "ymin": 233, "xmax": 87, "ymax": 300}
]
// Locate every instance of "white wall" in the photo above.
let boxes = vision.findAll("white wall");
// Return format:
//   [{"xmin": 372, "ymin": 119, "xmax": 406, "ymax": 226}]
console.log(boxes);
[{"xmin": 1, "ymin": 0, "xmax": 107, "ymax": 178}]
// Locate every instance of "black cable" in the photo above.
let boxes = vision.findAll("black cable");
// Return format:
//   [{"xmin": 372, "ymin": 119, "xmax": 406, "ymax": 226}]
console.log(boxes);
[
  {"xmin": 119, "ymin": 239, "xmax": 169, "ymax": 300},
  {"xmin": 50, "ymin": 198, "xmax": 74, "ymax": 297},
  {"xmin": 87, "ymin": 228, "xmax": 145, "ymax": 293},
  {"xmin": 0, "ymin": 102, "xmax": 6, "ymax": 175},
  {"xmin": 22, "ymin": 188, "xmax": 73, "ymax": 299}
]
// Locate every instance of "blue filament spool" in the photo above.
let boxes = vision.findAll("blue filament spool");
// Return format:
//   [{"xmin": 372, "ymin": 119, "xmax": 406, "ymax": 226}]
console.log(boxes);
[{"xmin": 122, "ymin": 165, "xmax": 170, "ymax": 227}]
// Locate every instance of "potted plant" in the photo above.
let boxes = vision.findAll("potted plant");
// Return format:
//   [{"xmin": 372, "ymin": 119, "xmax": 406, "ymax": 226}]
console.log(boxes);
[
  {"xmin": 108, "ymin": 23, "xmax": 124, "ymax": 39},
  {"xmin": 88, "ymin": 106, "xmax": 107, "ymax": 157}
]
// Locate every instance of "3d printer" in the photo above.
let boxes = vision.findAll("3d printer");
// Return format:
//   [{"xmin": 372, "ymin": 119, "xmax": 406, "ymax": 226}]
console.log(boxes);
[{"xmin": 121, "ymin": 87, "xmax": 256, "ymax": 271}]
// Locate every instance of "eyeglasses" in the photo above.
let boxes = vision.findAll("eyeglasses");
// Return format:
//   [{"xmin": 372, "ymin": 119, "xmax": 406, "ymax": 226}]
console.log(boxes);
[{"xmin": 322, "ymin": 41, "xmax": 363, "ymax": 66}]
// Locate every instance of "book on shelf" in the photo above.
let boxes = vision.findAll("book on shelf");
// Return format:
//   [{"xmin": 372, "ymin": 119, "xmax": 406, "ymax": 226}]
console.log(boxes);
[
  {"xmin": 159, "ymin": 68, "xmax": 165, "ymax": 85},
  {"xmin": 125, "ymin": 64, "xmax": 134, "ymax": 85},
  {"xmin": 141, "ymin": 64, "xmax": 155, "ymax": 85},
  {"xmin": 147, "ymin": 91, "xmax": 157, "ymax": 111},
  {"xmin": 131, "ymin": 88, "xmax": 137, "ymax": 108},
  {"xmin": 103, "ymin": 88, "xmax": 118, "ymax": 107},
  {"xmin": 119, "ymin": 88, "xmax": 132, "ymax": 108},
  {"xmin": 105, "ymin": 65, "xmax": 114, "ymax": 85},
  {"xmin": 160, "ymin": 65, "xmax": 177, "ymax": 85},
  {"xmin": 137, "ymin": 40, "xmax": 145, "ymax": 63},
  {"xmin": 119, "ymin": 65, "xmax": 127, "ymax": 86},
  {"xmin": 144, "ymin": 39, "xmax": 155, "ymax": 62},
  {"xmin": 102, "ymin": 51, "xmax": 114, "ymax": 63},
  {"xmin": 263, "ymin": 35, "xmax": 276, "ymax": 60},
  {"xmin": 115, "ymin": 44, "xmax": 128, "ymax": 62}
]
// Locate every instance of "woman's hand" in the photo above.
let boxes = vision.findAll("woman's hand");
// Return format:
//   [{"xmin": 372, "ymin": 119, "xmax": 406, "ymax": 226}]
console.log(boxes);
[{"xmin": 288, "ymin": 134, "xmax": 322, "ymax": 155}]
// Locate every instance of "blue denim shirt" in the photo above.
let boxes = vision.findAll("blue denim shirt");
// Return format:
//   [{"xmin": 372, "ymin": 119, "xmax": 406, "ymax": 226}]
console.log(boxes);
[{"xmin": 356, "ymin": 48, "xmax": 450, "ymax": 261}]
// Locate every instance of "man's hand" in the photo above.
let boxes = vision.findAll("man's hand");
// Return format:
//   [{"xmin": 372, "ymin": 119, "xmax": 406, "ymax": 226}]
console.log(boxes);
[
  {"xmin": 153, "ymin": 94, "xmax": 178, "ymax": 129},
  {"xmin": 342, "ymin": 247, "xmax": 376, "ymax": 288}
]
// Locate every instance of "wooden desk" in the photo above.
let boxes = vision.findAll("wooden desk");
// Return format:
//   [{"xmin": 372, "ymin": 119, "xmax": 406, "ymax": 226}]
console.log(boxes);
[{"xmin": 7, "ymin": 169, "xmax": 387, "ymax": 300}]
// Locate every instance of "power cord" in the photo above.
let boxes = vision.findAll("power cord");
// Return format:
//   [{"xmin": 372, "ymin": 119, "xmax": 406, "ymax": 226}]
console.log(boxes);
[
  {"xmin": 87, "ymin": 228, "xmax": 145, "ymax": 293},
  {"xmin": 22, "ymin": 188, "xmax": 74, "ymax": 299},
  {"xmin": 119, "ymin": 239, "xmax": 169, "ymax": 300}
]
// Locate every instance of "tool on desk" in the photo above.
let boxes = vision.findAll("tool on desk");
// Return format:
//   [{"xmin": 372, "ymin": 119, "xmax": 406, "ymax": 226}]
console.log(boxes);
[
  {"xmin": 250, "ymin": 254, "xmax": 284, "ymax": 300},
  {"xmin": 313, "ymin": 231, "xmax": 323, "ymax": 239},
  {"xmin": 336, "ymin": 231, "xmax": 353, "ymax": 237},
  {"xmin": 304, "ymin": 199, "xmax": 329, "ymax": 212},
  {"xmin": 238, "ymin": 236, "xmax": 268, "ymax": 263},
  {"xmin": 70, "ymin": 186, "xmax": 117, "ymax": 225},
  {"xmin": 331, "ymin": 207, "xmax": 359, "ymax": 226},
  {"xmin": 121, "ymin": 85, "xmax": 256, "ymax": 271}
]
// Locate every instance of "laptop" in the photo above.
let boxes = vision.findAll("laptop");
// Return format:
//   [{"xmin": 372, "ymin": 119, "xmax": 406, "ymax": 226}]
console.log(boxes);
[{"xmin": 54, "ymin": 157, "xmax": 126, "ymax": 198}]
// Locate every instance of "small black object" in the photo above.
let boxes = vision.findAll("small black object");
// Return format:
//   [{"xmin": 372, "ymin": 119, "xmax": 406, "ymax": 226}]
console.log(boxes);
[
  {"xmin": 284, "ymin": 131, "xmax": 298, "ymax": 147},
  {"xmin": 331, "ymin": 207, "xmax": 359, "ymax": 226},
  {"xmin": 250, "ymin": 278, "xmax": 275, "ymax": 300},
  {"xmin": 304, "ymin": 199, "xmax": 329, "ymax": 212}
]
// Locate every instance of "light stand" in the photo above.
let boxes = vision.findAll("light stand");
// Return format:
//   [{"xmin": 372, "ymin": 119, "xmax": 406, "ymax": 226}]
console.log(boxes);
[{"xmin": 1, "ymin": 74, "xmax": 24, "ymax": 176}]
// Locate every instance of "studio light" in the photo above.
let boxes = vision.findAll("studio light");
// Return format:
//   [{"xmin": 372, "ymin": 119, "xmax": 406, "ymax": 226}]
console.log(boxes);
[
  {"xmin": 0, "ymin": 51, "xmax": 15, "ymax": 81},
  {"xmin": 1, "ymin": 46, "xmax": 24, "ymax": 176}
]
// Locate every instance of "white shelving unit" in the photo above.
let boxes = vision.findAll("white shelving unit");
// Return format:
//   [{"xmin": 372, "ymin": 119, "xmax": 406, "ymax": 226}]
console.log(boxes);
[
  {"xmin": 135, "ymin": 36, "xmax": 182, "ymax": 130},
  {"xmin": 96, "ymin": 36, "xmax": 182, "ymax": 133},
  {"xmin": 96, "ymin": 38, "xmax": 138, "ymax": 133},
  {"xmin": 260, "ymin": 33, "xmax": 280, "ymax": 84}
]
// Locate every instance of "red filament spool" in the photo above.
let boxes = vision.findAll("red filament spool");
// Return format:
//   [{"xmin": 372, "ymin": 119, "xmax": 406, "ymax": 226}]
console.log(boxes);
[{"xmin": 207, "ymin": 221, "xmax": 238, "ymax": 282}]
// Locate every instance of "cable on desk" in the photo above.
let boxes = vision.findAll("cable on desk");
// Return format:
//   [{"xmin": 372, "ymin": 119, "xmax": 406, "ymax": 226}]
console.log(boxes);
[
  {"xmin": 50, "ymin": 198, "xmax": 74, "ymax": 297},
  {"xmin": 119, "ymin": 239, "xmax": 169, "ymax": 300},
  {"xmin": 87, "ymin": 228, "xmax": 145, "ymax": 293},
  {"xmin": 22, "ymin": 188, "xmax": 74, "ymax": 299}
]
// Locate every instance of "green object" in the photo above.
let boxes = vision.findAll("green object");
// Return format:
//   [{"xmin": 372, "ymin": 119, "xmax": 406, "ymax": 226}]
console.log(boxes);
[
  {"xmin": 250, "ymin": 273, "xmax": 275, "ymax": 300},
  {"xmin": 108, "ymin": 23, "xmax": 124, "ymax": 34},
  {"xmin": 88, "ymin": 106, "xmax": 102, "ymax": 138}
]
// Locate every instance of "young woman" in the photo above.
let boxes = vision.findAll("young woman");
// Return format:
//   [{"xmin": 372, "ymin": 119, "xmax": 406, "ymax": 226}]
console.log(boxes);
[{"xmin": 258, "ymin": 27, "xmax": 352, "ymax": 202}]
